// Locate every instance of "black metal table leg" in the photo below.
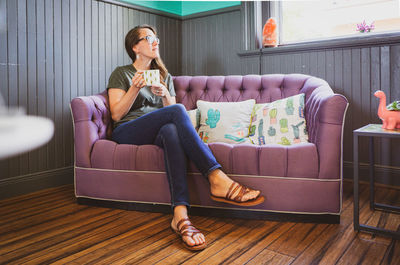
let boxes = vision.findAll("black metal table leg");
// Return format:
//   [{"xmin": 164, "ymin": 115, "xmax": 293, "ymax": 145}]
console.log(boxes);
[
  {"xmin": 353, "ymin": 134, "xmax": 359, "ymax": 231},
  {"xmin": 369, "ymin": 136, "xmax": 375, "ymax": 210}
]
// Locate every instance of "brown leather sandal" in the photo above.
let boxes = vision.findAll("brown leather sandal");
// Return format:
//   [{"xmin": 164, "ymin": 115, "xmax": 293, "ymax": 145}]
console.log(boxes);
[
  {"xmin": 210, "ymin": 181, "xmax": 265, "ymax": 206},
  {"xmin": 171, "ymin": 218, "xmax": 207, "ymax": 251}
]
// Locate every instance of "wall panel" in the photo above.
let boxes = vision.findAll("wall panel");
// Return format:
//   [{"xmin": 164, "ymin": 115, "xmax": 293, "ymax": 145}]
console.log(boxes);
[
  {"xmin": 17, "ymin": 0, "xmax": 29, "ymax": 176},
  {"xmin": 181, "ymin": 10, "xmax": 242, "ymax": 76},
  {"xmin": 0, "ymin": 0, "xmax": 182, "ymax": 197},
  {"xmin": 0, "ymin": 0, "xmax": 9, "ymax": 177}
]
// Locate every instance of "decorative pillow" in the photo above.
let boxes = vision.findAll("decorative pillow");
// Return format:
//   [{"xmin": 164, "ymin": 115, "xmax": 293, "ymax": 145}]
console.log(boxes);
[
  {"xmin": 249, "ymin": 94, "xmax": 308, "ymax": 145},
  {"xmin": 186, "ymin": 109, "xmax": 200, "ymax": 130},
  {"xmin": 197, "ymin": 99, "xmax": 256, "ymax": 144}
]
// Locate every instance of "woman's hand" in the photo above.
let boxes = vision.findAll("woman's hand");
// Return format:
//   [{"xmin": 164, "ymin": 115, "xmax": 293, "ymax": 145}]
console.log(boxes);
[
  {"xmin": 131, "ymin": 72, "xmax": 146, "ymax": 89},
  {"xmin": 151, "ymin": 83, "xmax": 169, "ymax": 97},
  {"xmin": 151, "ymin": 83, "xmax": 176, "ymax": 106}
]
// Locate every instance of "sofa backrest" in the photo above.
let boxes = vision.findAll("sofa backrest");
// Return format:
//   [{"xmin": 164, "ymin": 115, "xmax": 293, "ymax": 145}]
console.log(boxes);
[
  {"xmin": 71, "ymin": 73, "xmax": 333, "ymax": 168},
  {"xmin": 173, "ymin": 74, "xmax": 325, "ymax": 110}
]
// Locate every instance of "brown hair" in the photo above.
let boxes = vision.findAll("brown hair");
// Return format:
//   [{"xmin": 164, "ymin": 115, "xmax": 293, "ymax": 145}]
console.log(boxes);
[{"xmin": 125, "ymin": 24, "xmax": 168, "ymax": 86}]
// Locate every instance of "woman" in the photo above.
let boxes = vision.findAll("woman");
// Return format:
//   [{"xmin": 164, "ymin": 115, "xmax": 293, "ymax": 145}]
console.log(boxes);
[{"xmin": 107, "ymin": 25, "xmax": 264, "ymax": 251}]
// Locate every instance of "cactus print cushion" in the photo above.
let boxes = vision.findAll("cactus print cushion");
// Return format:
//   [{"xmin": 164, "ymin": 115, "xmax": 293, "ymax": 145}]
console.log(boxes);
[
  {"xmin": 197, "ymin": 99, "xmax": 256, "ymax": 144},
  {"xmin": 248, "ymin": 93, "xmax": 308, "ymax": 146}
]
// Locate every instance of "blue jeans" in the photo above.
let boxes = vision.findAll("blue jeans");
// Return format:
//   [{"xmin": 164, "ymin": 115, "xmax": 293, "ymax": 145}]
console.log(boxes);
[{"xmin": 111, "ymin": 104, "xmax": 221, "ymax": 209}]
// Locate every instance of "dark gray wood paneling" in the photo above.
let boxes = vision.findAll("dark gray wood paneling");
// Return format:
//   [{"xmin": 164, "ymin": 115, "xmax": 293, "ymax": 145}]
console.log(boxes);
[
  {"xmin": 342, "ymin": 49, "xmax": 352, "ymax": 164},
  {"xmin": 117, "ymin": 5, "xmax": 124, "ymax": 66},
  {"xmin": 37, "ymin": 0, "xmax": 47, "ymax": 172},
  {"xmin": 45, "ymin": 0, "xmax": 55, "ymax": 170},
  {"xmin": 392, "ymin": 45, "xmax": 400, "ymax": 168},
  {"xmin": 54, "ymin": 0, "xmax": 63, "ymax": 168},
  {"xmin": 111, "ymin": 5, "xmax": 117, "ymax": 68},
  {"xmin": 0, "ymin": 0, "xmax": 9, "ymax": 177},
  {"xmin": 380, "ymin": 46, "xmax": 391, "ymax": 183},
  {"xmin": 17, "ymin": 0, "xmax": 28, "ymax": 176},
  {"xmin": 77, "ymin": 0, "xmax": 85, "ymax": 97},
  {"xmin": 104, "ymin": 3, "xmax": 112, "ymax": 85},
  {"xmin": 351, "ymin": 48, "xmax": 361, "ymax": 162},
  {"xmin": 325, "ymin": 50, "xmax": 334, "ymax": 87},
  {"xmin": 8, "ymin": 0, "xmax": 20, "ymax": 176},
  {"xmin": 293, "ymin": 53, "xmax": 302, "ymax": 74},
  {"xmin": 62, "ymin": 0, "xmax": 72, "ymax": 167},
  {"xmin": 241, "ymin": 55, "xmax": 260, "ymax": 75},
  {"xmin": 98, "ymin": 1, "xmax": 106, "ymax": 90},
  {"xmin": 27, "ymin": 0, "xmax": 38, "ymax": 173},
  {"xmin": 0, "ymin": 0, "xmax": 182, "ymax": 192},
  {"xmin": 92, "ymin": 0, "xmax": 99, "ymax": 94},
  {"xmin": 122, "ymin": 7, "xmax": 129, "ymax": 66},
  {"xmin": 370, "ymin": 47, "xmax": 381, "ymax": 166},
  {"xmin": 181, "ymin": 10, "xmax": 242, "ymax": 76},
  {"xmin": 85, "ymin": 0, "xmax": 92, "ymax": 96},
  {"xmin": 333, "ymin": 50, "xmax": 343, "ymax": 94}
]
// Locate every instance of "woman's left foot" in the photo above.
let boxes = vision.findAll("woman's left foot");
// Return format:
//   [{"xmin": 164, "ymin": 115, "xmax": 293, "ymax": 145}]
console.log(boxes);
[{"xmin": 171, "ymin": 217, "xmax": 207, "ymax": 251}]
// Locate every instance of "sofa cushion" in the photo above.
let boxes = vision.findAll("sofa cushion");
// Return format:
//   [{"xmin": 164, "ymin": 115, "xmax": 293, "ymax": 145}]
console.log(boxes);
[
  {"xmin": 196, "ymin": 99, "xmax": 255, "ymax": 144},
  {"xmin": 189, "ymin": 142, "xmax": 319, "ymax": 179},
  {"xmin": 91, "ymin": 140, "xmax": 318, "ymax": 179},
  {"xmin": 249, "ymin": 93, "xmax": 308, "ymax": 146},
  {"xmin": 91, "ymin": 140, "xmax": 165, "ymax": 171}
]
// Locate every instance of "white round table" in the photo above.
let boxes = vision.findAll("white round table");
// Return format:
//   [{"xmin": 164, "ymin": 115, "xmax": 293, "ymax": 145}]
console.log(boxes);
[{"xmin": 0, "ymin": 115, "xmax": 54, "ymax": 159}]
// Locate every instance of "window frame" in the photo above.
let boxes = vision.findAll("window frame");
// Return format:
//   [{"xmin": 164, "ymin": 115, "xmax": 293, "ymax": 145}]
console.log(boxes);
[{"xmin": 239, "ymin": 1, "xmax": 400, "ymax": 54}]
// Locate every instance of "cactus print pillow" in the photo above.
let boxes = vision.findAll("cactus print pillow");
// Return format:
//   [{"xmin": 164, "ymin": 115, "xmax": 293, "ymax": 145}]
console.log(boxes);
[
  {"xmin": 249, "ymin": 94, "xmax": 308, "ymax": 146},
  {"xmin": 197, "ymin": 99, "xmax": 256, "ymax": 144}
]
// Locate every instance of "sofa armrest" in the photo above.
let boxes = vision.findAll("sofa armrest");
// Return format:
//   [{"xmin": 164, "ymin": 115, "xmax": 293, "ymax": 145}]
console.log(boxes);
[
  {"xmin": 70, "ymin": 93, "xmax": 112, "ymax": 168},
  {"xmin": 304, "ymin": 80, "xmax": 349, "ymax": 179}
]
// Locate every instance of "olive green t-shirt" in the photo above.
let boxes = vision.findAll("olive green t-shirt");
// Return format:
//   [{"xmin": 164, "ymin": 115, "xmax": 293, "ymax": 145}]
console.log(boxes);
[{"xmin": 107, "ymin": 64, "xmax": 176, "ymax": 128}]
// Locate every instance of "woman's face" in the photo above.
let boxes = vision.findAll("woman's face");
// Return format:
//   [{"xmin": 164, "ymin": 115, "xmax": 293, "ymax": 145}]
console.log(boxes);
[{"xmin": 132, "ymin": 28, "xmax": 160, "ymax": 60}]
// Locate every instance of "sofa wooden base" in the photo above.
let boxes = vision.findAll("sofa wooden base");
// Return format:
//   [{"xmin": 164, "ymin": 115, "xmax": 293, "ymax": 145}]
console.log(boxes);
[{"xmin": 76, "ymin": 197, "xmax": 340, "ymax": 224}]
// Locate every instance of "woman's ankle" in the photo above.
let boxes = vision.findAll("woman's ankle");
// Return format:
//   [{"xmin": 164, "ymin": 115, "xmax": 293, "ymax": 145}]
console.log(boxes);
[
  {"xmin": 173, "ymin": 205, "xmax": 188, "ymax": 223},
  {"xmin": 208, "ymin": 169, "xmax": 232, "ymax": 186}
]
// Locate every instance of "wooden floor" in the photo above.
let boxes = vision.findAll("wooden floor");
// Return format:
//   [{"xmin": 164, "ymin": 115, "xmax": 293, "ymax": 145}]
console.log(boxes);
[{"xmin": 0, "ymin": 182, "xmax": 399, "ymax": 265}]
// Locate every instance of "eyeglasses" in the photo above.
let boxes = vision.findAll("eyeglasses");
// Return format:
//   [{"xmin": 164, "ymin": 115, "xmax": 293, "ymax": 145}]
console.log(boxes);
[{"xmin": 138, "ymin": 35, "xmax": 160, "ymax": 45}]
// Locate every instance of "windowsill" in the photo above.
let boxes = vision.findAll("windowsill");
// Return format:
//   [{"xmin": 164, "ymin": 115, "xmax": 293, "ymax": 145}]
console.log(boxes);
[{"xmin": 238, "ymin": 32, "xmax": 400, "ymax": 57}]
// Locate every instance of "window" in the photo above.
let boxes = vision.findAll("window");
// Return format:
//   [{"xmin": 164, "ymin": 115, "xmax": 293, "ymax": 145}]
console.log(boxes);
[{"xmin": 280, "ymin": 0, "xmax": 400, "ymax": 44}]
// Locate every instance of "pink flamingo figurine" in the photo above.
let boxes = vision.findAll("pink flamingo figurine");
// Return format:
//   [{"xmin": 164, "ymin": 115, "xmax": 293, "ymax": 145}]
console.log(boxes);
[{"xmin": 374, "ymin": 90, "xmax": 400, "ymax": 130}]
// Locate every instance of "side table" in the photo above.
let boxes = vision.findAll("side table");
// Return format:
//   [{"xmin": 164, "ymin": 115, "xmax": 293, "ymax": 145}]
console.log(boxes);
[{"xmin": 353, "ymin": 124, "xmax": 400, "ymax": 239}]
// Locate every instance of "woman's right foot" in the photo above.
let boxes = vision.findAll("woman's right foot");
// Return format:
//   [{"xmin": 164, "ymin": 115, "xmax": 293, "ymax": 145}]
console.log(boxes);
[{"xmin": 208, "ymin": 169, "xmax": 264, "ymax": 205}]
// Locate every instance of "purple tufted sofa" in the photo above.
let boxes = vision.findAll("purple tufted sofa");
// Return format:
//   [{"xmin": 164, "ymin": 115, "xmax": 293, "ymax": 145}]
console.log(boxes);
[{"xmin": 70, "ymin": 74, "xmax": 348, "ymax": 223}]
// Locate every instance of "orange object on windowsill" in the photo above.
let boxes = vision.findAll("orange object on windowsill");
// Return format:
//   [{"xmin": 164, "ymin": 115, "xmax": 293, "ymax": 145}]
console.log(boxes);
[{"xmin": 263, "ymin": 18, "xmax": 278, "ymax": 47}]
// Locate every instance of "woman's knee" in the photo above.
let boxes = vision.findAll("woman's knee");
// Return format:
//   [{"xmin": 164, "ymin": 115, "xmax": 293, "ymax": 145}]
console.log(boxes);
[
  {"xmin": 159, "ymin": 123, "xmax": 178, "ymax": 136},
  {"xmin": 168, "ymin": 103, "xmax": 186, "ymax": 115}
]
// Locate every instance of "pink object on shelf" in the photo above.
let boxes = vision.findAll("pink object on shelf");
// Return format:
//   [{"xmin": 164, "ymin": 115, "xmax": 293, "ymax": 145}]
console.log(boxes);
[
  {"xmin": 263, "ymin": 18, "xmax": 278, "ymax": 47},
  {"xmin": 374, "ymin": 90, "xmax": 400, "ymax": 130}
]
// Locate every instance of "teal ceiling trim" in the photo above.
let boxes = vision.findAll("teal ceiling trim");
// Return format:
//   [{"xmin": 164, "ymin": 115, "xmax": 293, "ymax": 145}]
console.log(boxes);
[
  {"xmin": 181, "ymin": 1, "xmax": 241, "ymax": 16},
  {"xmin": 121, "ymin": 1, "xmax": 182, "ymax": 16},
  {"xmin": 120, "ymin": 1, "xmax": 241, "ymax": 16}
]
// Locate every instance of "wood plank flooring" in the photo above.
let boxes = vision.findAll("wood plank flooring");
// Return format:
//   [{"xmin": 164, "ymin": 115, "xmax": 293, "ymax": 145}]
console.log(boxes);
[{"xmin": 0, "ymin": 181, "xmax": 399, "ymax": 264}]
